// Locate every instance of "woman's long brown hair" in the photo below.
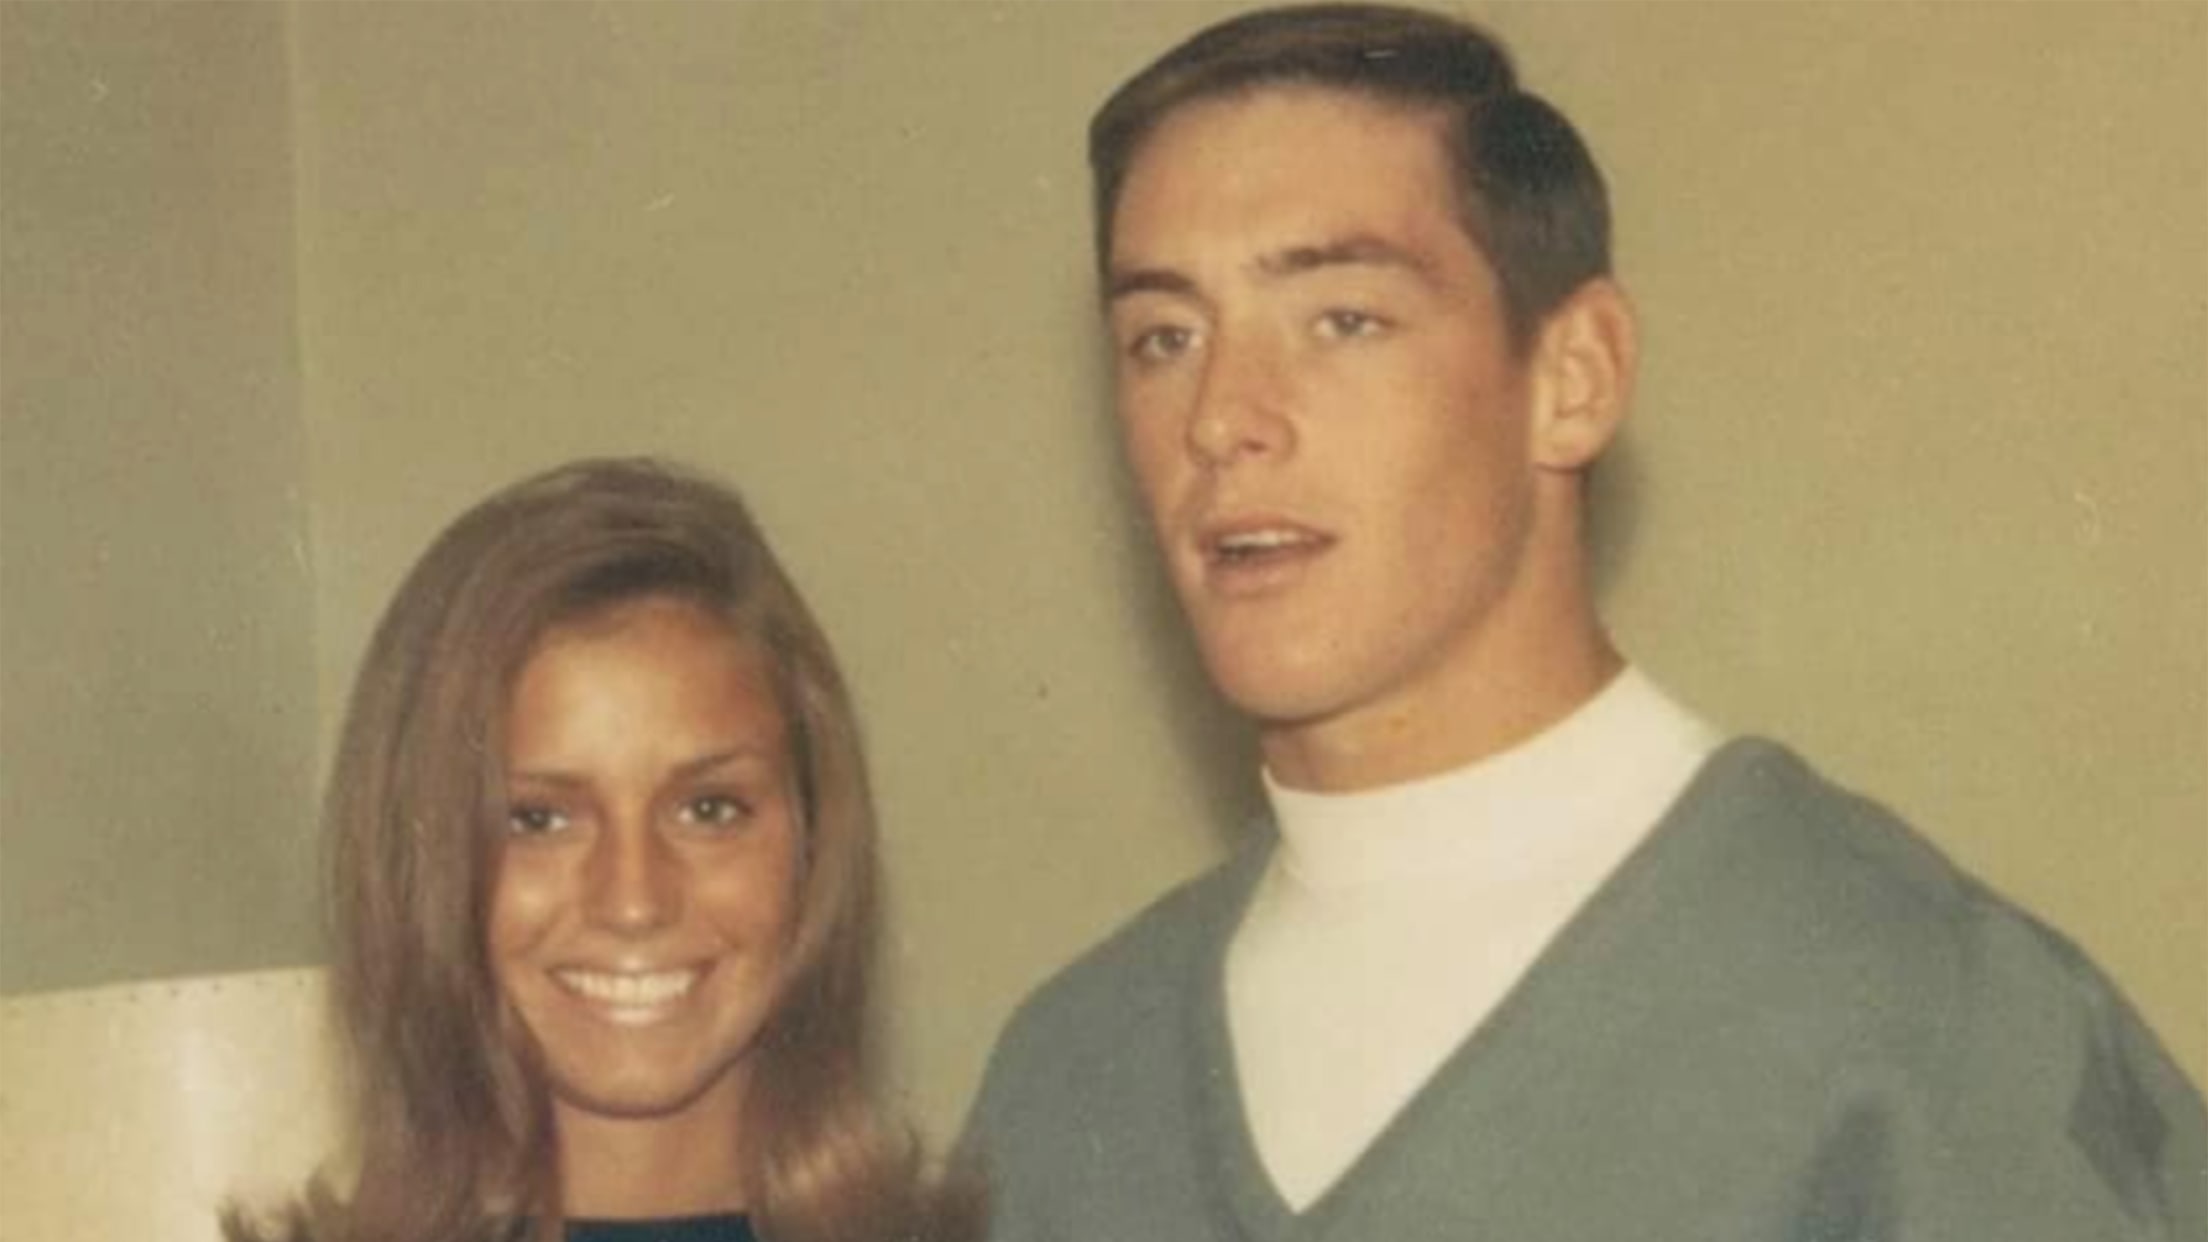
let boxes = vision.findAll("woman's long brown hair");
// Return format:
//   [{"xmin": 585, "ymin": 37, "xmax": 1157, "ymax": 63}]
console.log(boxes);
[{"xmin": 228, "ymin": 458, "xmax": 968, "ymax": 1242}]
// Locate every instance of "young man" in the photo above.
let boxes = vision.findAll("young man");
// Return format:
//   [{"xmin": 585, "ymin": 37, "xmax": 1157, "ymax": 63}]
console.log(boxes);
[{"xmin": 966, "ymin": 5, "xmax": 2205, "ymax": 1239}]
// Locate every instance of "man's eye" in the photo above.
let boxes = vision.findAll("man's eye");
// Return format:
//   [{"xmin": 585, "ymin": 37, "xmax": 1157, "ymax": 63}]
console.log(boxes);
[
  {"xmin": 1315, "ymin": 308, "xmax": 1389, "ymax": 340},
  {"xmin": 1127, "ymin": 324, "xmax": 1197, "ymax": 364},
  {"xmin": 683, "ymin": 794, "xmax": 752, "ymax": 828},
  {"xmin": 506, "ymin": 804, "xmax": 568, "ymax": 836}
]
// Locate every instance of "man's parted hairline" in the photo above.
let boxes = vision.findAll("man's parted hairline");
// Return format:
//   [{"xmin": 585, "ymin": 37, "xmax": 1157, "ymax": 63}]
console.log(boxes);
[{"xmin": 1087, "ymin": 2, "xmax": 1614, "ymax": 347}]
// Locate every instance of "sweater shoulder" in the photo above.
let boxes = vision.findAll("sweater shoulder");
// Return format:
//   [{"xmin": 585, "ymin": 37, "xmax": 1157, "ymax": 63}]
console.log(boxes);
[
  {"xmin": 990, "ymin": 848, "xmax": 1258, "ymax": 1066},
  {"xmin": 959, "ymin": 848, "xmax": 1260, "ymax": 1182},
  {"xmin": 1698, "ymin": 740, "xmax": 2205, "ymax": 1227},
  {"xmin": 1690, "ymin": 739, "xmax": 2194, "ymax": 1095},
  {"xmin": 1688, "ymin": 738, "xmax": 2038, "ymax": 962}
]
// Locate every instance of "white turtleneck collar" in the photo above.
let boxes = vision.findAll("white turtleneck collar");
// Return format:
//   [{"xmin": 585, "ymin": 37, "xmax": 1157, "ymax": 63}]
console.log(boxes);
[
  {"xmin": 1259, "ymin": 665, "xmax": 1723, "ymax": 895},
  {"xmin": 1230, "ymin": 666, "xmax": 1724, "ymax": 1209}
]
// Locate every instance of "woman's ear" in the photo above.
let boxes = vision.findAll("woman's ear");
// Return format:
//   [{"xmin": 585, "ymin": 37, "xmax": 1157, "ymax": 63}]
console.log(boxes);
[{"xmin": 1528, "ymin": 277, "xmax": 1637, "ymax": 472}]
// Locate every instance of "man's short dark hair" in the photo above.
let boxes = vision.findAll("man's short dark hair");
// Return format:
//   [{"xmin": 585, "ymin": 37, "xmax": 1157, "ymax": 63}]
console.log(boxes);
[{"xmin": 1089, "ymin": 2, "xmax": 1611, "ymax": 348}]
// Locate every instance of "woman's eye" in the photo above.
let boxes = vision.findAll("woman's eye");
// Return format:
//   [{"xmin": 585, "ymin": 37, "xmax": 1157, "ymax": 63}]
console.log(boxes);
[
  {"xmin": 683, "ymin": 794, "xmax": 752, "ymax": 828},
  {"xmin": 506, "ymin": 804, "xmax": 568, "ymax": 836}
]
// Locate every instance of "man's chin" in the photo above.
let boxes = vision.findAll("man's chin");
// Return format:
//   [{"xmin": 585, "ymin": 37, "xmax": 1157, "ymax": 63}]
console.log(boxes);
[{"xmin": 1207, "ymin": 669, "xmax": 1349, "ymax": 736}]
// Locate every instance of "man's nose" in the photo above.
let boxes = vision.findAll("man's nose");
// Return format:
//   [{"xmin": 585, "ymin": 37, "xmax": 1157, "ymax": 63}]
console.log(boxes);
[{"xmin": 1187, "ymin": 332, "xmax": 1294, "ymax": 468}]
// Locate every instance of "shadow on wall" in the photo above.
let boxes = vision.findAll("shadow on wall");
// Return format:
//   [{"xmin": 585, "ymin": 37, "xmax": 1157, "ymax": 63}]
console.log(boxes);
[
  {"xmin": 1586, "ymin": 424, "xmax": 1646, "ymax": 611},
  {"xmin": 1084, "ymin": 330, "xmax": 1269, "ymax": 853}
]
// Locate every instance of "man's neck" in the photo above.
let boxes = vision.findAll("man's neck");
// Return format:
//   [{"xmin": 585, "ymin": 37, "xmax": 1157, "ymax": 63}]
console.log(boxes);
[{"xmin": 1261, "ymin": 609, "xmax": 1622, "ymax": 793}]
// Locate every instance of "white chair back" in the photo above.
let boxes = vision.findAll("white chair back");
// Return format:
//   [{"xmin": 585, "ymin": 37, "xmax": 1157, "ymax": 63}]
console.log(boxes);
[{"xmin": 0, "ymin": 968, "xmax": 342, "ymax": 1239}]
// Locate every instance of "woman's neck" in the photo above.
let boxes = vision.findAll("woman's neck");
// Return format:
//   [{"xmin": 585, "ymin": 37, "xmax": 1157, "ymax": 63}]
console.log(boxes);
[{"xmin": 553, "ymin": 1083, "xmax": 750, "ymax": 1219}]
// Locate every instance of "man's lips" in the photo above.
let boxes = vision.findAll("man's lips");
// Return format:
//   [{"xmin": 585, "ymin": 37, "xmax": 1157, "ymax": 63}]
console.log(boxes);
[{"xmin": 1199, "ymin": 517, "xmax": 1334, "ymax": 569}]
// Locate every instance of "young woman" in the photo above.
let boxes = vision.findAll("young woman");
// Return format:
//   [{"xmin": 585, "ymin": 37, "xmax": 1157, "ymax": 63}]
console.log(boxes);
[{"xmin": 230, "ymin": 458, "xmax": 971, "ymax": 1242}]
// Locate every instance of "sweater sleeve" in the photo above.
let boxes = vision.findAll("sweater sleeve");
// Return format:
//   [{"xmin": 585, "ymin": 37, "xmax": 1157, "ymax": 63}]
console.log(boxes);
[
  {"xmin": 953, "ymin": 854, "xmax": 1264, "ymax": 1242},
  {"xmin": 1888, "ymin": 903, "xmax": 2207, "ymax": 1242},
  {"xmin": 956, "ymin": 992, "xmax": 1062, "ymax": 1242}
]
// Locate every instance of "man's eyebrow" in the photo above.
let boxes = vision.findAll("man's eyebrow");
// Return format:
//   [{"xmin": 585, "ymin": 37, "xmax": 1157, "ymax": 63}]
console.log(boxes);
[
  {"xmin": 1105, "ymin": 234, "xmax": 1438, "ymax": 304},
  {"xmin": 1256, "ymin": 234, "xmax": 1435, "ymax": 281},
  {"xmin": 1104, "ymin": 266, "xmax": 1200, "ymax": 303}
]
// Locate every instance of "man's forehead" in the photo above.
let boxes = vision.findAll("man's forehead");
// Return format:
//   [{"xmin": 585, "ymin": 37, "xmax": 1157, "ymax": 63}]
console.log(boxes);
[{"xmin": 1108, "ymin": 89, "xmax": 1459, "ymax": 254}]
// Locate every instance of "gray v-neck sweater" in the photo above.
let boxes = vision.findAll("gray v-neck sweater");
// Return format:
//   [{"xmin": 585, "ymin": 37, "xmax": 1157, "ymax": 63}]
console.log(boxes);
[{"xmin": 964, "ymin": 739, "xmax": 2206, "ymax": 1241}]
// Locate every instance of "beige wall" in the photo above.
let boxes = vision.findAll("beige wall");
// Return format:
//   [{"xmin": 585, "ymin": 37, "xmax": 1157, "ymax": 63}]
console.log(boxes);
[
  {"xmin": 1531, "ymin": 0, "xmax": 2208, "ymax": 1096},
  {"xmin": 0, "ymin": 2, "xmax": 320, "ymax": 992},
  {"xmin": 3, "ymin": 1, "xmax": 2200, "ymax": 1147}
]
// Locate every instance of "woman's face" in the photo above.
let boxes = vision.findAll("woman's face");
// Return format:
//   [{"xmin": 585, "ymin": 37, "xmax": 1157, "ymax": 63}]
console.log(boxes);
[{"xmin": 489, "ymin": 594, "xmax": 802, "ymax": 1139}]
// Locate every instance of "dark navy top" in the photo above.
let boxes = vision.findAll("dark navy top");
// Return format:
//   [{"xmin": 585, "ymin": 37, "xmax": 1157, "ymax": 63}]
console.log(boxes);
[{"xmin": 566, "ymin": 1214, "xmax": 756, "ymax": 1242}]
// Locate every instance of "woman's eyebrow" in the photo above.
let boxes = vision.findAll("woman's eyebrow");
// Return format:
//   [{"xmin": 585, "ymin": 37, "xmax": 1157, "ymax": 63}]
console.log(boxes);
[
  {"xmin": 673, "ymin": 747, "xmax": 774, "ymax": 781},
  {"xmin": 505, "ymin": 748, "xmax": 770, "ymax": 786}
]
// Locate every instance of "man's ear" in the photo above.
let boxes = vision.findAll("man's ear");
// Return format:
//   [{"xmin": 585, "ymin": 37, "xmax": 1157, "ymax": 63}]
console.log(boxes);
[{"xmin": 1528, "ymin": 278, "xmax": 1636, "ymax": 472}]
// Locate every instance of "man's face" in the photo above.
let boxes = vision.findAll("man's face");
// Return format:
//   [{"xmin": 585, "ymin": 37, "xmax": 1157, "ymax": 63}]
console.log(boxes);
[{"xmin": 1106, "ymin": 87, "xmax": 1562, "ymax": 788}]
